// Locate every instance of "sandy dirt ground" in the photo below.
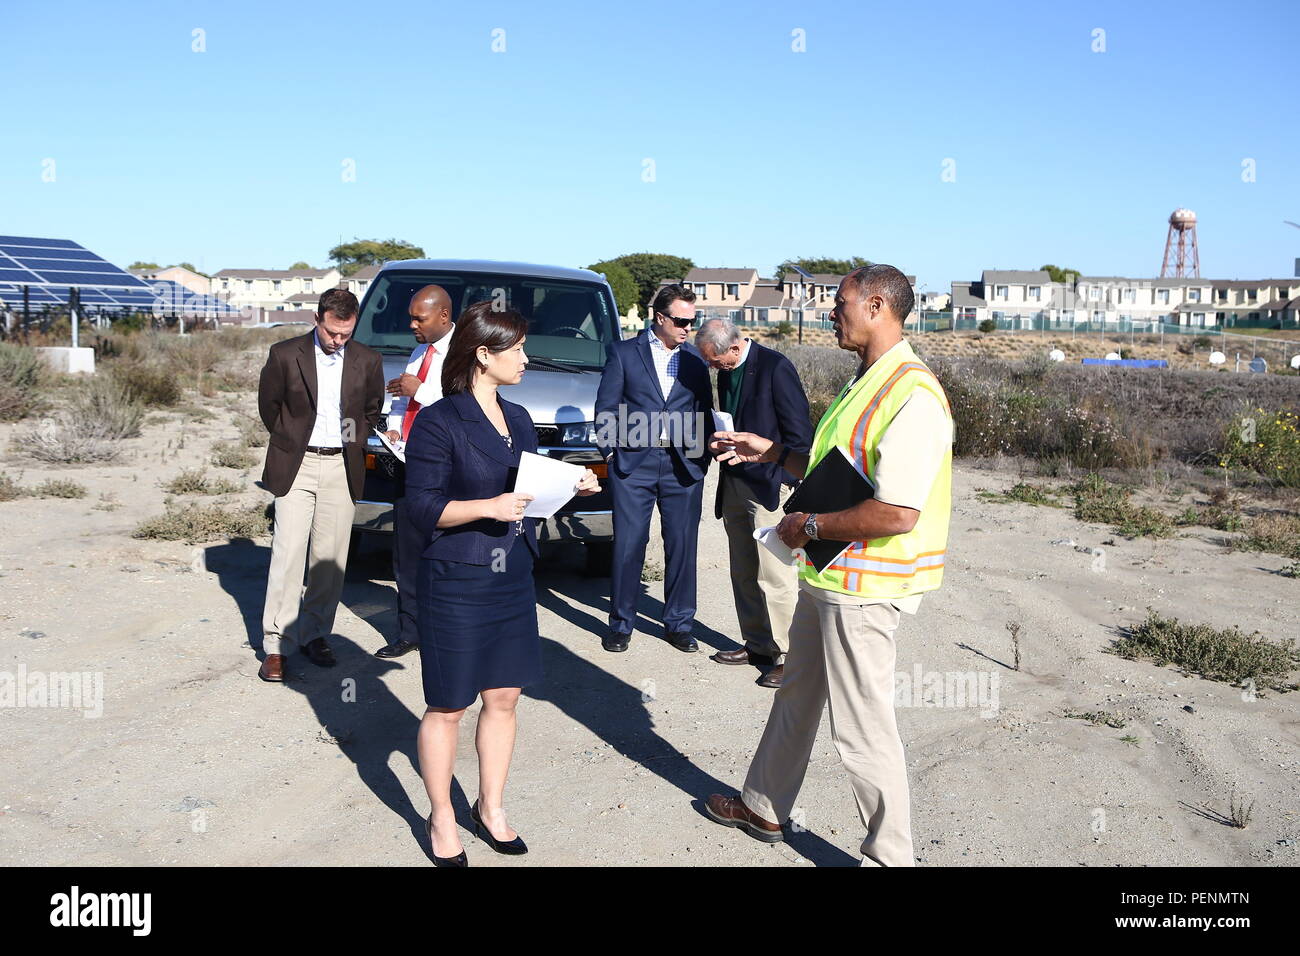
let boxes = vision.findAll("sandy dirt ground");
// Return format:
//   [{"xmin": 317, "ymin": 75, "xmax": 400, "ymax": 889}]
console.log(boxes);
[{"xmin": 1, "ymin": 395, "xmax": 1297, "ymax": 867}]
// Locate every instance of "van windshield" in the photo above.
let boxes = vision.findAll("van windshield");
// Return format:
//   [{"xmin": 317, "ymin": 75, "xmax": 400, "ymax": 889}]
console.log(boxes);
[{"xmin": 356, "ymin": 270, "xmax": 618, "ymax": 370}]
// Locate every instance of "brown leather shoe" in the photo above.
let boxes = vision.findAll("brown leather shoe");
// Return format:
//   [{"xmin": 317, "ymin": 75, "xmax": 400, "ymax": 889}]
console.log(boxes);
[
  {"xmin": 704, "ymin": 794, "xmax": 783, "ymax": 843},
  {"xmin": 711, "ymin": 647, "xmax": 775, "ymax": 666},
  {"xmin": 756, "ymin": 664, "xmax": 784, "ymax": 688},
  {"xmin": 258, "ymin": 654, "xmax": 285, "ymax": 682}
]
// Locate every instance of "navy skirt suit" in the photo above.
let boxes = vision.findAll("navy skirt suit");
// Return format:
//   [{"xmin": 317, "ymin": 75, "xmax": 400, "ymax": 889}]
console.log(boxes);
[{"xmin": 404, "ymin": 390, "xmax": 543, "ymax": 710}]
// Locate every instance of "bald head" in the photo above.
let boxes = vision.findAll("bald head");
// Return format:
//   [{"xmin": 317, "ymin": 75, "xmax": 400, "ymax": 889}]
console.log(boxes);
[{"xmin": 408, "ymin": 284, "xmax": 453, "ymax": 344}]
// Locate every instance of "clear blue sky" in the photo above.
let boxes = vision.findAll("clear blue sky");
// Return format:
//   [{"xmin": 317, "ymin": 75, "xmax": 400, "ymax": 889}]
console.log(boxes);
[{"xmin": 3, "ymin": 0, "xmax": 1297, "ymax": 291}]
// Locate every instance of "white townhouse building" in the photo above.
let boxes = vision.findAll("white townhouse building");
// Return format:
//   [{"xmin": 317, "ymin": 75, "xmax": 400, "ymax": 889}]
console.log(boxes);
[
  {"xmin": 210, "ymin": 267, "xmax": 343, "ymax": 313},
  {"xmin": 947, "ymin": 269, "xmax": 1291, "ymax": 329}
]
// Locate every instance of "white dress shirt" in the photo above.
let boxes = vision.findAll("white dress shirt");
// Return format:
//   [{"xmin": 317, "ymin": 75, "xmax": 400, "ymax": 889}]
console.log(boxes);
[
  {"xmin": 384, "ymin": 324, "xmax": 455, "ymax": 433},
  {"xmin": 645, "ymin": 329, "xmax": 680, "ymax": 401},
  {"xmin": 307, "ymin": 331, "xmax": 346, "ymax": 448}
]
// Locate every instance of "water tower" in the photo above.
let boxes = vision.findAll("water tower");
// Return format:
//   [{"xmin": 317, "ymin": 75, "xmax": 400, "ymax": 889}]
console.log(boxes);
[{"xmin": 1160, "ymin": 208, "xmax": 1200, "ymax": 278}]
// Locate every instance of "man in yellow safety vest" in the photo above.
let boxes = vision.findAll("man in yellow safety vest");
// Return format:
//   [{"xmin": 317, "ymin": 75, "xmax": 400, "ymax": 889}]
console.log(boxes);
[{"xmin": 704, "ymin": 263, "xmax": 953, "ymax": 866}]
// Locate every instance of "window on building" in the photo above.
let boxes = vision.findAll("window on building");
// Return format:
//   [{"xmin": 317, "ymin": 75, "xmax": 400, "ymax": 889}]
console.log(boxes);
[
  {"xmin": 1028, "ymin": 286, "xmax": 1041, "ymax": 299},
  {"xmin": 1157, "ymin": 289, "xmax": 1170, "ymax": 304},
  {"xmin": 726, "ymin": 284, "xmax": 738, "ymax": 298},
  {"xmin": 245, "ymin": 280, "xmax": 253, "ymax": 291},
  {"xmin": 728, "ymin": 310, "xmax": 741, "ymax": 321},
  {"xmin": 272, "ymin": 280, "xmax": 281, "ymax": 293},
  {"xmin": 757, "ymin": 308, "xmax": 768, "ymax": 322},
  {"xmin": 221, "ymin": 279, "xmax": 229, "ymax": 290},
  {"xmin": 1188, "ymin": 288, "xmax": 1200, "ymax": 302},
  {"xmin": 305, "ymin": 280, "xmax": 313, "ymax": 292},
  {"xmin": 1089, "ymin": 287, "xmax": 1100, "ymax": 300},
  {"xmin": 996, "ymin": 285, "xmax": 1008, "ymax": 298},
  {"xmin": 818, "ymin": 311, "xmax": 829, "ymax": 321},
  {"xmin": 1216, "ymin": 288, "xmax": 1227, "ymax": 301},
  {"xmin": 1093, "ymin": 310, "xmax": 1105, "ymax": 322},
  {"xmin": 1122, "ymin": 288, "xmax": 1135, "ymax": 303},
  {"xmin": 1247, "ymin": 288, "xmax": 1257, "ymax": 300}
]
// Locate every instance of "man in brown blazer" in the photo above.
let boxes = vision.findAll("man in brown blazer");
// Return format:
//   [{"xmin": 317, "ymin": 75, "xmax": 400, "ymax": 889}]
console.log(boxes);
[{"xmin": 256, "ymin": 288, "xmax": 385, "ymax": 682}]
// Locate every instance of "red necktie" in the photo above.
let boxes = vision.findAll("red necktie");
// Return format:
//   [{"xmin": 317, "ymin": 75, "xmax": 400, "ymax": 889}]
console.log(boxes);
[{"xmin": 400, "ymin": 345, "xmax": 436, "ymax": 441}]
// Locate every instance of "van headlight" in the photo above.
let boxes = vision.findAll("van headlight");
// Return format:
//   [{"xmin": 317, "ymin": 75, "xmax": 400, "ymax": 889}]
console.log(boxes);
[{"xmin": 560, "ymin": 422, "xmax": 598, "ymax": 445}]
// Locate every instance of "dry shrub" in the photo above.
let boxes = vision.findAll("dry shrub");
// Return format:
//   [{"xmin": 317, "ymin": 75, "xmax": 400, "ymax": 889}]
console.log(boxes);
[
  {"xmin": 211, "ymin": 442, "xmax": 256, "ymax": 469},
  {"xmin": 22, "ymin": 377, "xmax": 144, "ymax": 463},
  {"xmin": 0, "ymin": 342, "xmax": 48, "ymax": 421},
  {"xmin": 132, "ymin": 502, "xmax": 270, "ymax": 544},
  {"xmin": 1113, "ymin": 609, "xmax": 1297, "ymax": 691},
  {"xmin": 164, "ymin": 468, "xmax": 242, "ymax": 496},
  {"xmin": 108, "ymin": 360, "xmax": 182, "ymax": 407}
]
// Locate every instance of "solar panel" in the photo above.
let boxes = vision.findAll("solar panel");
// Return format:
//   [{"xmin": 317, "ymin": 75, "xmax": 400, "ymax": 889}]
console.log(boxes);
[
  {"xmin": 0, "ymin": 235, "xmax": 240, "ymax": 317},
  {"xmin": 0, "ymin": 236, "xmax": 83, "ymax": 249}
]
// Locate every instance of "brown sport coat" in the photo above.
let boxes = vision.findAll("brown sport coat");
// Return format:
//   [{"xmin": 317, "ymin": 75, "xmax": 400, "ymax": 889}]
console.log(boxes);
[{"xmin": 257, "ymin": 331, "xmax": 385, "ymax": 501}]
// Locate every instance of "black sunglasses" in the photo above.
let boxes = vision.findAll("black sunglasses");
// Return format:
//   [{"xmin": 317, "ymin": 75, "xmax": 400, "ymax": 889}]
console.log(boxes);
[{"xmin": 658, "ymin": 311, "xmax": 694, "ymax": 329}]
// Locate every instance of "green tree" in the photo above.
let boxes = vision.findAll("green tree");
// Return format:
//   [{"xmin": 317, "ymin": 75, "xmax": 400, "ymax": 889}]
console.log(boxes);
[
  {"xmin": 288, "ymin": 261, "xmax": 312, "ymax": 271},
  {"xmin": 591, "ymin": 253, "xmax": 695, "ymax": 310},
  {"xmin": 774, "ymin": 256, "xmax": 873, "ymax": 281},
  {"xmin": 1039, "ymin": 264, "xmax": 1080, "ymax": 284},
  {"xmin": 586, "ymin": 260, "xmax": 639, "ymax": 316},
  {"xmin": 173, "ymin": 262, "xmax": 208, "ymax": 276},
  {"xmin": 127, "ymin": 261, "xmax": 160, "ymax": 271},
  {"xmin": 328, "ymin": 238, "xmax": 425, "ymax": 277}
]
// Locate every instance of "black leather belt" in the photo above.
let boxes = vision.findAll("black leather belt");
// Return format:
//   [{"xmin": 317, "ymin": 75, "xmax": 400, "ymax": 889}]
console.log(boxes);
[{"xmin": 305, "ymin": 445, "xmax": 344, "ymax": 456}]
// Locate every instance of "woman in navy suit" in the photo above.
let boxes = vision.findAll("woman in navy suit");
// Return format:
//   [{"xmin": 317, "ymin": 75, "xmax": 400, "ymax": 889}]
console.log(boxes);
[{"xmin": 404, "ymin": 300, "xmax": 600, "ymax": 866}]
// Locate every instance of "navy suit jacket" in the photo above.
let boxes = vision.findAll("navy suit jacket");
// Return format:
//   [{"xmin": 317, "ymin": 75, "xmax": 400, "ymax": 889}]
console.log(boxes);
[
  {"xmin": 404, "ymin": 389, "xmax": 540, "ymax": 564},
  {"xmin": 713, "ymin": 341, "xmax": 814, "ymax": 518},
  {"xmin": 594, "ymin": 333, "xmax": 714, "ymax": 483}
]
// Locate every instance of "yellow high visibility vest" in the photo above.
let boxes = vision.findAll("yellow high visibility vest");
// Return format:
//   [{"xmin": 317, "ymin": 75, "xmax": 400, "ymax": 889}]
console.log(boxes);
[{"xmin": 798, "ymin": 339, "xmax": 952, "ymax": 599}]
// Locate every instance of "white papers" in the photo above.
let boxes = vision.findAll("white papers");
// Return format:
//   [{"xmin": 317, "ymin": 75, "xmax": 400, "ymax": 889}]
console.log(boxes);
[
  {"xmin": 515, "ymin": 451, "xmax": 587, "ymax": 519},
  {"xmin": 712, "ymin": 410, "xmax": 734, "ymax": 434},
  {"xmin": 753, "ymin": 526, "xmax": 800, "ymax": 566},
  {"xmin": 373, "ymin": 428, "xmax": 406, "ymax": 463}
]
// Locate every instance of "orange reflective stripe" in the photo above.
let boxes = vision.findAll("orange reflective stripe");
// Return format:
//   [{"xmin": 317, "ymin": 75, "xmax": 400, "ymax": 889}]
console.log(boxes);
[{"xmin": 849, "ymin": 363, "xmax": 941, "ymax": 478}]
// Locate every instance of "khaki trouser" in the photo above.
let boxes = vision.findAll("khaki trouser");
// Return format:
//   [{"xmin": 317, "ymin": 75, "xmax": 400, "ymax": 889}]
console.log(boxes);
[
  {"xmin": 261, "ymin": 452, "xmax": 355, "ymax": 656},
  {"xmin": 719, "ymin": 474, "xmax": 797, "ymax": 661},
  {"xmin": 742, "ymin": 582, "xmax": 913, "ymax": 866}
]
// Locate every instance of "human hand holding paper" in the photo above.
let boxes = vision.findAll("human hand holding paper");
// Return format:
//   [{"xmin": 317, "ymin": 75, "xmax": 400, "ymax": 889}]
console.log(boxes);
[{"xmin": 515, "ymin": 451, "xmax": 589, "ymax": 519}]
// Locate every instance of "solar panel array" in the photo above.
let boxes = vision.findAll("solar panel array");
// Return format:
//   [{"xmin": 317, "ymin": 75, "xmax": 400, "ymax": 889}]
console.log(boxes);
[{"xmin": 0, "ymin": 236, "xmax": 239, "ymax": 316}]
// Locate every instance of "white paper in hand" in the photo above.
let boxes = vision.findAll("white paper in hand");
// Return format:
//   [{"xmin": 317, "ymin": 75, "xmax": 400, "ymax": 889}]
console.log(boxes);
[
  {"xmin": 373, "ymin": 428, "xmax": 406, "ymax": 463},
  {"xmin": 753, "ymin": 526, "xmax": 800, "ymax": 566},
  {"xmin": 515, "ymin": 451, "xmax": 587, "ymax": 519},
  {"xmin": 712, "ymin": 410, "xmax": 734, "ymax": 434}
]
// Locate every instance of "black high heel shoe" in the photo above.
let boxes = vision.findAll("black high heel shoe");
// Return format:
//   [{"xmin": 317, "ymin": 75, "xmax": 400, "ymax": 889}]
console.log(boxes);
[
  {"xmin": 471, "ymin": 801, "xmax": 528, "ymax": 855},
  {"xmin": 426, "ymin": 814, "xmax": 467, "ymax": 867}
]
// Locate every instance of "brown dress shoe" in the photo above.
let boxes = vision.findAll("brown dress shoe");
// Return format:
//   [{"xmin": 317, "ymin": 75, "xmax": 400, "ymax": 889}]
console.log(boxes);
[
  {"xmin": 711, "ymin": 647, "xmax": 775, "ymax": 666},
  {"xmin": 704, "ymin": 794, "xmax": 783, "ymax": 843},
  {"xmin": 258, "ymin": 654, "xmax": 285, "ymax": 682},
  {"xmin": 756, "ymin": 664, "xmax": 784, "ymax": 688}
]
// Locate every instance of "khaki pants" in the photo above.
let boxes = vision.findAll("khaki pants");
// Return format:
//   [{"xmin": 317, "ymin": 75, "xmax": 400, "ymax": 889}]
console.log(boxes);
[
  {"xmin": 261, "ymin": 452, "xmax": 355, "ymax": 656},
  {"xmin": 719, "ymin": 474, "xmax": 797, "ymax": 662},
  {"xmin": 742, "ymin": 582, "xmax": 913, "ymax": 866}
]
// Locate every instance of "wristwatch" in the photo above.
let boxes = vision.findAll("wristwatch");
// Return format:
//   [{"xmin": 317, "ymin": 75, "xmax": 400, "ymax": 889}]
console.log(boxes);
[{"xmin": 803, "ymin": 513, "xmax": 819, "ymax": 541}]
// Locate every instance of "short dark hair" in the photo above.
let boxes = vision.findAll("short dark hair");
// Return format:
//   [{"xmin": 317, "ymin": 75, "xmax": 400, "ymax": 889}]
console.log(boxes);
[
  {"xmin": 441, "ymin": 300, "xmax": 529, "ymax": 396},
  {"xmin": 317, "ymin": 287, "xmax": 359, "ymax": 321},
  {"xmin": 651, "ymin": 283, "xmax": 696, "ymax": 317},
  {"xmin": 845, "ymin": 264, "xmax": 914, "ymax": 322}
]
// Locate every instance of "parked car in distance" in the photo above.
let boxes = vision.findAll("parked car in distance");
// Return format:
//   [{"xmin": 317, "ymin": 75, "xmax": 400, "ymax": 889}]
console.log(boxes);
[{"xmin": 351, "ymin": 259, "xmax": 619, "ymax": 574}]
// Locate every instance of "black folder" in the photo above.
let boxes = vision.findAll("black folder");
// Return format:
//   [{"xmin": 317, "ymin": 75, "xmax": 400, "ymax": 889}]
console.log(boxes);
[{"xmin": 783, "ymin": 447, "xmax": 875, "ymax": 573}]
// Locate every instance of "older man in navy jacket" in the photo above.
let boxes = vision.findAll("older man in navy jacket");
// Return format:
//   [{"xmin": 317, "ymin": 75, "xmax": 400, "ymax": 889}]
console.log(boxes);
[
  {"xmin": 696, "ymin": 318, "xmax": 812, "ymax": 688},
  {"xmin": 595, "ymin": 284, "xmax": 713, "ymax": 653}
]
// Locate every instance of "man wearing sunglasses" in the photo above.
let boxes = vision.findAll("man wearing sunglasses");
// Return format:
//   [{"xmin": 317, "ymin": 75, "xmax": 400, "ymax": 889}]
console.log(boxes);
[{"xmin": 595, "ymin": 283, "xmax": 714, "ymax": 653}]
